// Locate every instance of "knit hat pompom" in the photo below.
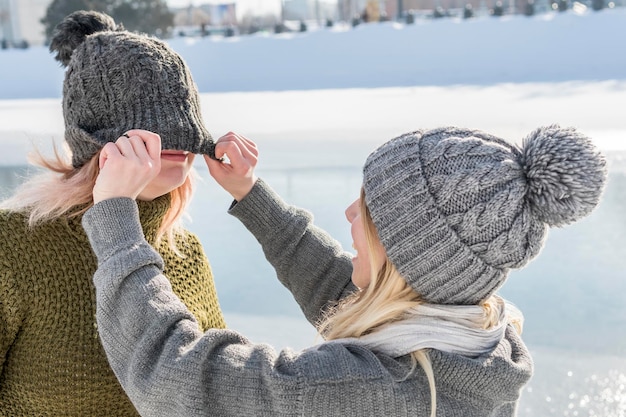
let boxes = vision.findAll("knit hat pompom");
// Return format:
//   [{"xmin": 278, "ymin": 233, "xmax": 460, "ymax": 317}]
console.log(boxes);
[
  {"xmin": 521, "ymin": 125, "xmax": 607, "ymax": 227},
  {"xmin": 50, "ymin": 10, "xmax": 120, "ymax": 67}
]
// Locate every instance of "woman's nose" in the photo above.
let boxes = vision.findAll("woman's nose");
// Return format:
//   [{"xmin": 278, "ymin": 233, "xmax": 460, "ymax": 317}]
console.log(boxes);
[{"xmin": 345, "ymin": 199, "xmax": 359, "ymax": 222}]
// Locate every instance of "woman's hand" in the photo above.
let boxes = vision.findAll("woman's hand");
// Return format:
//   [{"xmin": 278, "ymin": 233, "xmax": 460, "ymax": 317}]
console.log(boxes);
[
  {"xmin": 205, "ymin": 132, "xmax": 259, "ymax": 201},
  {"xmin": 93, "ymin": 130, "xmax": 162, "ymax": 204}
]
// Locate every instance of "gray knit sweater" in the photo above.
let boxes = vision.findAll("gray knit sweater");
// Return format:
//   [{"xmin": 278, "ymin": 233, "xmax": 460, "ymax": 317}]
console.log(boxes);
[{"xmin": 83, "ymin": 179, "xmax": 532, "ymax": 417}]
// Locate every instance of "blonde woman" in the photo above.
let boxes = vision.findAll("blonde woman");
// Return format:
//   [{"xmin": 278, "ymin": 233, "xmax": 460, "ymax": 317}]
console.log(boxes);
[
  {"xmin": 82, "ymin": 126, "xmax": 606, "ymax": 417},
  {"xmin": 0, "ymin": 11, "xmax": 225, "ymax": 416}
]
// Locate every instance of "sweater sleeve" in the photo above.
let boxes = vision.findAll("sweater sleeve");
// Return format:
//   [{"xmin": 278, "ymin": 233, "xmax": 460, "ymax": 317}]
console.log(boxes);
[
  {"xmin": 82, "ymin": 198, "xmax": 304, "ymax": 417},
  {"xmin": 228, "ymin": 179, "xmax": 357, "ymax": 326}
]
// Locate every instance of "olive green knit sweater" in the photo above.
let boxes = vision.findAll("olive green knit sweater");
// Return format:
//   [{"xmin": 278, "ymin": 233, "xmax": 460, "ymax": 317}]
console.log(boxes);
[{"xmin": 0, "ymin": 196, "xmax": 225, "ymax": 416}]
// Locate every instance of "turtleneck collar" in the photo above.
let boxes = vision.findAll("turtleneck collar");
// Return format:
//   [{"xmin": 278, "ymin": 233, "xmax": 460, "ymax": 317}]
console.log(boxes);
[
  {"xmin": 67, "ymin": 194, "xmax": 172, "ymax": 244},
  {"xmin": 136, "ymin": 194, "xmax": 171, "ymax": 243}
]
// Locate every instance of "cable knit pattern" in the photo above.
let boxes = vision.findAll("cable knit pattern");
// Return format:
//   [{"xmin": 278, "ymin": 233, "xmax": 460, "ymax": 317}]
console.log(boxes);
[
  {"xmin": 49, "ymin": 11, "xmax": 215, "ymax": 167},
  {"xmin": 0, "ymin": 195, "xmax": 225, "ymax": 416},
  {"xmin": 363, "ymin": 126, "xmax": 606, "ymax": 305}
]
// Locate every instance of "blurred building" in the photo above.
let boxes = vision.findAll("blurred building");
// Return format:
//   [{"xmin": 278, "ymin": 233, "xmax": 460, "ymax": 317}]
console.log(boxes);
[
  {"xmin": 338, "ymin": 0, "xmax": 383, "ymax": 19},
  {"xmin": 172, "ymin": 3, "xmax": 238, "ymax": 36},
  {"xmin": 282, "ymin": 0, "xmax": 338, "ymax": 21},
  {"xmin": 173, "ymin": 3, "xmax": 237, "ymax": 26},
  {"xmin": 338, "ymin": 0, "xmax": 522, "ymax": 19},
  {"xmin": 0, "ymin": 0, "xmax": 47, "ymax": 47}
]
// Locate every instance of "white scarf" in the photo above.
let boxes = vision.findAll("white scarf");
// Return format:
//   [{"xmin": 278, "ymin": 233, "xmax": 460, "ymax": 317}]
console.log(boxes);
[{"xmin": 329, "ymin": 296, "xmax": 523, "ymax": 358}]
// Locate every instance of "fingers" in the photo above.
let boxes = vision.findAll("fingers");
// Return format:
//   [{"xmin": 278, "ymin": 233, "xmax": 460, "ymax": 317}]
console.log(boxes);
[
  {"xmin": 125, "ymin": 129, "xmax": 162, "ymax": 161},
  {"xmin": 99, "ymin": 142, "xmax": 120, "ymax": 170},
  {"xmin": 213, "ymin": 132, "xmax": 258, "ymax": 169},
  {"xmin": 100, "ymin": 130, "xmax": 162, "ymax": 171},
  {"xmin": 205, "ymin": 131, "xmax": 259, "ymax": 202},
  {"xmin": 214, "ymin": 132, "xmax": 258, "ymax": 156},
  {"xmin": 92, "ymin": 130, "xmax": 162, "ymax": 204},
  {"xmin": 204, "ymin": 153, "xmax": 223, "ymax": 172},
  {"xmin": 116, "ymin": 135, "xmax": 142, "ymax": 158},
  {"xmin": 99, "ymin": 134, "xmax": 144, "ymax": 171}
]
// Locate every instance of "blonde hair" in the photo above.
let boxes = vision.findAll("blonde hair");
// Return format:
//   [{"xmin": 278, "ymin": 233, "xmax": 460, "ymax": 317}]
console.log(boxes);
[
  {"xmin": 0, "ymin": 145, "xmax": 193, "ymax": 248},
  {"xmin": 317, "ymin": 189, "xmax": 503, "ymax": 417}
]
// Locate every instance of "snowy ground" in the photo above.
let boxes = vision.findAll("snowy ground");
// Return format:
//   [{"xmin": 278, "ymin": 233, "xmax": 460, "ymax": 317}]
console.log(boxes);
[
  {"xmin": 1, "ymin": 8, "xmax": 626, "ymax": 98},
  {"xmin": 1, "ymin": 80, "xmax": 625, "ymax": 167}
]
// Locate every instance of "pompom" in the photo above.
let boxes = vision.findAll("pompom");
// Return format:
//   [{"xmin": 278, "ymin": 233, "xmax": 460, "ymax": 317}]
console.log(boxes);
[
  {"xmin": 49, "ymin": 10, "xmax": 119, "ymax": 67},
  {"xmin": 521, "ymin": 125, "xmax": 607, "ymax": 227}
]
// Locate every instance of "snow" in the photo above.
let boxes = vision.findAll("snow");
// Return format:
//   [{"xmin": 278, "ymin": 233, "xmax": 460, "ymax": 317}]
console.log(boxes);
[
  {"xmin": 2, "ymin": 81, "xmax": 624, "ymax": 167},
  {"xmin": 2, "ymin": 9, "xmax": 626, "ymax": 98},
  {"xmin": 1, "ymin": 9, "xmax": 626, "ymax": 165}
]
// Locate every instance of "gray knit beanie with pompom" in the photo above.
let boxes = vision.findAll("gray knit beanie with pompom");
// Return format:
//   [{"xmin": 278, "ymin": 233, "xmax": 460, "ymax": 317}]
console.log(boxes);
[
  {"xmin": 49, "ymin": 10, "xmax": 215, "ymax": 168},
  {"xmin": 363, "ymin": 125, "xmax": 607, "ymax": 305}
]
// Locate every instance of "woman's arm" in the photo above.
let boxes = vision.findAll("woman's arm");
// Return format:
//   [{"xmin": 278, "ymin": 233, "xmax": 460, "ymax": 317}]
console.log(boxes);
[
  {"xmin": 206, "ymin": 133, "xmax": 357, "ymax": 326},
  {"xmin": 228, "ymin": 179, "xmax": 356, "ymax": 325},
  {"xmin": 83, "ymin": 198, "xmax": 304, "ymax": 417},
  {"xmin": 83, "ymin": 131, "xmax": 384, "ymax": 417}
]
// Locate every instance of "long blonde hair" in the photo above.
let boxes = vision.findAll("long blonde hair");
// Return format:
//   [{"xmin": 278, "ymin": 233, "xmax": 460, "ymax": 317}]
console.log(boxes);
[
  {"xmin": 0, "ymin": 145, "xmax": 193, "ymax": 248},
  {"xmin": 317, "ymin": 189, "xmax": 502, "ymax": 417}
]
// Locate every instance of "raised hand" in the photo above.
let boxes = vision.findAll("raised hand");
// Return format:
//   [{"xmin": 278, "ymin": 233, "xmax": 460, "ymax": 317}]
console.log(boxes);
[
  {"xmin": 93, "ymin": 130, "xmax": 162, "ymax": 204},
  {"xmin": 205, "ymin": 132, "xmax": 259, "ymax": 201}
]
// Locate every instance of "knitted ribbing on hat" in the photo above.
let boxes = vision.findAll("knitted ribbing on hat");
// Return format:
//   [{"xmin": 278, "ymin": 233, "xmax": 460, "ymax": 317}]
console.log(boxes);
[
  {"xmin": 363, "ymin": 126, "xmax": 607, "ymax": 305},
  {"xmin": 49, "ymin": 11, "xmax": 214, "ymax": 168}
]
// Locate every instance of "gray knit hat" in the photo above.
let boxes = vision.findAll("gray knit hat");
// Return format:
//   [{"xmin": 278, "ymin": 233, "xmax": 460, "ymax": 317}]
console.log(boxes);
[
  {"xmin": 363, "ymin": 126, "xmax": 607, "ymax": 305},
  {"xmin": 49, "ymin": 11, "xmax": 214, "ymax": 168}
]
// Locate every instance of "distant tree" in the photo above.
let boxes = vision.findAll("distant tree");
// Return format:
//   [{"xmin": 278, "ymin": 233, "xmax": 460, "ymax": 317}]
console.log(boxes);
[
  {"xmin": 41, "ymin": 0, "xmax": 173, "ymax": 42},
  {"xmin": 41, "ymin": 0, "xmax": 112, "ymax": 42},
  {"xmin": 111, "ymin": 0, "xmax": 173, "ymax": 37}
]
